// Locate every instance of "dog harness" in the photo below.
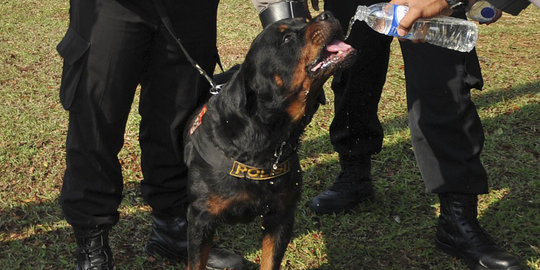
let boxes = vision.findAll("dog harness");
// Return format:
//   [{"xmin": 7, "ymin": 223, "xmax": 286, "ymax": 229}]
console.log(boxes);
[{"xmin": 186, "ymin": 105, "xmax": 291, "ymax": 181}]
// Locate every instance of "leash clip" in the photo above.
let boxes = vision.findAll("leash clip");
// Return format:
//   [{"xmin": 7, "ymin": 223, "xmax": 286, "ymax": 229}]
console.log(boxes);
[
  {"xmin": 154, "ymin": 0, "xmax": 221, "ymax": 96},
  {"xmin": 210, "ymin": 84, "xmax": 224, "ymax": 95}
]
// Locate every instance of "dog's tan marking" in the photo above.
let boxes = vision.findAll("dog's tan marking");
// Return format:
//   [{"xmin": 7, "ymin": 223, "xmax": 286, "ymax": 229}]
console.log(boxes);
[
  {"xmin": 207, "ymin": 193, "xmax": 251, "ymax": 216},
  {"xmin": 261, "ymin": 234, "xmax": 277, "ymax": 270},
  {"xmin": 288, "ymin": 48, "xmax": 313, "ymax": 121},
  {"xmin": 287, "ymin": 23, "xmax": 326, "ymax": 122},
  {"xmin": 287, "ymin": 21, "xmax": 335, "ymax": 123},
  {"xmin": 196, "ymin": 239, "xmax": 212, "ymax": 270},
  {"xmin": 274, "ymin": 74, "xmax": 284, "ymax": 87},
  {"xmin": 187, "ymin": 226, "xmax": 214, "ymax": 270},
  {"xmin": 287, "ymin": 97, "xmax": 308, "ymax": 123}
]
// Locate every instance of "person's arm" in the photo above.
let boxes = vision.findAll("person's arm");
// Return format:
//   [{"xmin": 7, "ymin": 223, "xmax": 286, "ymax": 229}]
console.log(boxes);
[
  {"xmin": 391, "ymin": 0, "xmax": 532, "ymax": 35},
  {"xmin": 251, "ymin": 0, "xmax": 319, "ymax": 13},
  {"xmin": 251, "ymin": 0, "xmax": 279, "ymax": 12}
]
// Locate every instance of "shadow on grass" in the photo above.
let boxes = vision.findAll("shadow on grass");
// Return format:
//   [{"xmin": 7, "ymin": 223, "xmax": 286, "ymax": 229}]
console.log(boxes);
[
  {"xmin": 209, "ymin": 80, "xmax": 539, "ymax": 269},
  {"xmin": 0, "ymin": 199, "xmax": 72, "ymax": 268},
  {"xmin": 288, "ymin": 82, "xmax": 540, "ymax": 269},
  {"xmin": 0, "ymin": 191, "xmax": 182, "ymax": 269},
  {"xmin": 0, "ymin": 81, "xmax": 537, "ymax": 269},
  {"xmin": 291, "ymin": 80, "xmax": 539, "ymax": 269}
]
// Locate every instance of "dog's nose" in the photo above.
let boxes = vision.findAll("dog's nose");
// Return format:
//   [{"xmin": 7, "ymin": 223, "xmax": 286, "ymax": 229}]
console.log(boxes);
[{"xmin": 315, "ymin": 11, "xmax": 332, "ymax": 21}]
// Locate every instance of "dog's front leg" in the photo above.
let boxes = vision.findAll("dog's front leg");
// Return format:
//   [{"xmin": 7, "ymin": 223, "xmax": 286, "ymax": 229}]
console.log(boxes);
[
  {"xmin": 260, "ymin": 211, "xmax": 294, "ymax": 270},
  {"xmin": 186, "ymin": 206, "xmax": 215, "ymax": 270}
]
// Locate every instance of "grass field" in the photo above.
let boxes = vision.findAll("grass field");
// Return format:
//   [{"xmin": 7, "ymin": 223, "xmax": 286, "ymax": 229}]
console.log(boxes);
[{"xmin": 0, "ymin": 0, "xmax": 539, "ymax": 269}]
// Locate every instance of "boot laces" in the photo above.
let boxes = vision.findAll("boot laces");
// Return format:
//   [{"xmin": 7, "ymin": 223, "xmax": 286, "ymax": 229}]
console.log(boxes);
[
  {"xmin": 79, "ymin": 234, "xmax": 111, "ymax": 268},
  {"xmin": 461, "ymin": 218, "xmax": 497, "ymax": 248},
  {"xmin": 328, "ymin": 171, "xmax": 365, "ymax": 192}
]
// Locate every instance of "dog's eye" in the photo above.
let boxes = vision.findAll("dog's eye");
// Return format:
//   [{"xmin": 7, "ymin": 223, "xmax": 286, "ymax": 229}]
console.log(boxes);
[{"xmin": 282, "ymin": 33, "xmax": 295, "ymax": 44}]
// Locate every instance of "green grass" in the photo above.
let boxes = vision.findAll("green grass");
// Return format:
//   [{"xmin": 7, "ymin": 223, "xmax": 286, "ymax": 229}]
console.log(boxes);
[{"xmin": 1, "ymin": 0, "xmax": 539, "ymax": 269}]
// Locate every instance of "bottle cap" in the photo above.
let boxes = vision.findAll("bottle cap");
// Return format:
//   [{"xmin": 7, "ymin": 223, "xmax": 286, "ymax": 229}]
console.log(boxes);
[{"xmin": 481, "ymin": 7, "xmax": 495, "ymax": 18}]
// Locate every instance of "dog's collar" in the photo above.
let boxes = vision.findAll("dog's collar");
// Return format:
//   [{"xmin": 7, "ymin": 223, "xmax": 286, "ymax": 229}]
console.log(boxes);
[
  {"xmin": 229, "ymin": 160, "xmax": 290, "ymax": 181},
  {"xmin": 186, "ymin": 105, "xmax": 290, "ymax": 181}
]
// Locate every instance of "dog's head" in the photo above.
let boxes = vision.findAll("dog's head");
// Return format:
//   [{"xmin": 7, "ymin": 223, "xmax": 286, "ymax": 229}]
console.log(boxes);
[{"xmin": 236, "ymin": 11, "xmax": 357, "ymax": 122}]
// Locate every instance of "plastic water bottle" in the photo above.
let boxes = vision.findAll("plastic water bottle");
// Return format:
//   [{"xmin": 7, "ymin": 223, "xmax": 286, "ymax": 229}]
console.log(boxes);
[
  {"xmin": 345, "ymin": 3, "xmax": 479, "ymax": 52},
  {"xmin": 467, "ymin": 0, "xmax": 497, "ymax": 23}
]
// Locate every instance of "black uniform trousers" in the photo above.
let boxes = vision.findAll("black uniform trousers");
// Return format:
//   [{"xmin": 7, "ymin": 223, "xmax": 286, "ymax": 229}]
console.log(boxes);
[
  {"xmin": 325, "ymin": 0, "xmax": 488, "ymax": 194},
  {"xmin": 57, "ymin": 0, "xmax": 219, "ymax": 228}
]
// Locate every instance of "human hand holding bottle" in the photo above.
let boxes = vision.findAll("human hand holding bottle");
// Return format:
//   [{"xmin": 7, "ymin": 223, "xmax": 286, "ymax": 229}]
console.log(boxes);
[
  {"xmin": 389, "ymin": 0, "xmax": 454, "ymax": 36},
  {"xmin": 389, "ymin": 0, "xmax": 503, "ymax": 36}
]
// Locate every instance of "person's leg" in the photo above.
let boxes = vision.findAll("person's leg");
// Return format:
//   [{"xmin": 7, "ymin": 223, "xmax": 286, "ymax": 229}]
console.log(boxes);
[
  {"xmin": 58, "ymin": 0, "xmax": 154, "ymax": 268},
  {"xmin": 401, "ymin": 36, "xmax": 521, "ymax": 269},
  {"xmin": 140, "ymin": 1, "xmax": 242, "ymax": 268},
  {"xmin": 309, "ymin": 0, "xmax": 392, "ymax": 214},
  {"xmin": 137, "ymin": 39, "xmax": 209, "ymax": 219}
]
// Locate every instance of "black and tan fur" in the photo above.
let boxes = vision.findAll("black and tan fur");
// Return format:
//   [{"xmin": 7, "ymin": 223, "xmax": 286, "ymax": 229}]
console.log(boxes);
[{"xmin": 183, "ymin": 12, "xmax": 357, "ymax": 270}]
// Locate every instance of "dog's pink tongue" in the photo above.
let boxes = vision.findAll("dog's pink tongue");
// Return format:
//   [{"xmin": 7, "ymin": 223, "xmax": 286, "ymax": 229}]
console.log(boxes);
[{"xmin": 326, "ymin": 40, "xmax": 352, "ymax": 53}]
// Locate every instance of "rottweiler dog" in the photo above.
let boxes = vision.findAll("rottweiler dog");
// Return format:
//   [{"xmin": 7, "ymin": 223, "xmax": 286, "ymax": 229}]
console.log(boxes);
[{"xmin": 183, "ymin": 11, "xmax": 357, "ymax": 270}]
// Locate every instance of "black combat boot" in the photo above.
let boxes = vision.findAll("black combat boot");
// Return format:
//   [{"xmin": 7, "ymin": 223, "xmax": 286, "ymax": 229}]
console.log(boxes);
[
  {"xmin": 436, "ymin": 193, "xmax": 521, "ymax": 270},
  {"xmin": 145, "ymin": 215, "xmax": 244, "ymax": 269},
  {"xmin": 74, "ymin": 226, "xmax": 114, "ymax": 270},
  {"xmin": 309, "ymin": 154, "xmax": 374, "ymax": 214}
]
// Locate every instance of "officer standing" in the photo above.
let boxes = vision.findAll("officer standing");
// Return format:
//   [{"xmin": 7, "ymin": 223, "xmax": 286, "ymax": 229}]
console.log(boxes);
[
  {"xmin": 251, "ymin": 0, "xmax": 522, "ymax": 269},
  {"xmin": 57, "ymin": 0, "xmax": 243, "ymax": 268}
]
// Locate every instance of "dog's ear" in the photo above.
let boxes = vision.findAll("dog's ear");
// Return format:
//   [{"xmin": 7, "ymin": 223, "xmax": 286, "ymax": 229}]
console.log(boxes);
[{"xmin": 219, "ymin": 65, "xmax": 249, "ymax": 109}]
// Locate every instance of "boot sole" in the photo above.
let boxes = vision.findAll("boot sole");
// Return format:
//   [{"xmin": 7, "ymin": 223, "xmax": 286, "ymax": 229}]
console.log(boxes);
[
  {"xmin": 435, "ymin": 238, "xmax": 521, "ymax": 270},
  {"xmin": 145, "ymin": 242, "xmax": 243, "ymax": 270},
  {"xmin": 145, "ymin": 241, "xmax": 186, "ymax": 263}
]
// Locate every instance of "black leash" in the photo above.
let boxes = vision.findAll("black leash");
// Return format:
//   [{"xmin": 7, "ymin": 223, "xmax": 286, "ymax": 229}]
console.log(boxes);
[{"xmin": 153, "ymin": 0, "xmax": 223, "ymax": 95}]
